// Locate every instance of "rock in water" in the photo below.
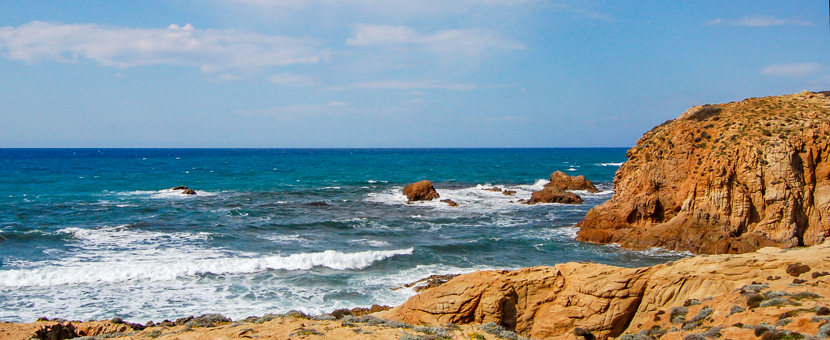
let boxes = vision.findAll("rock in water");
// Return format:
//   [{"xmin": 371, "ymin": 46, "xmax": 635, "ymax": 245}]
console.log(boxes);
[
  {"xmin": 403, "ymin": 180, "xmax": 440, "ymax": 202},
  {"xmin": 577, "ymin": 91, "xmax": 830, "ymax": 254},
  {"xmin": 170, "ymin": 186, "xmax": 197, "ymax": 195},
  {"xmin": 527, "ymin": 187, "xmax": 583, "ymax": 204},
  {"xmin": 440, "ymin": 199, "xmax": 459, "ymax": 207},
  {"xmin": 547, "ymin": 171, "xmax": 599, "ymax": 193}
]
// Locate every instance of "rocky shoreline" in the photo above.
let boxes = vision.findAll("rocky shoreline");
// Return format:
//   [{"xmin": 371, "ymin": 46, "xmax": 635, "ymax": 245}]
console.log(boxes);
[
  {"xmin": 9, "ymin": 91, "xmax": 830, "ymax": 339},
  {"xmin": 10, "ymin": 240, "xmax": 830, "ymax": 339}
]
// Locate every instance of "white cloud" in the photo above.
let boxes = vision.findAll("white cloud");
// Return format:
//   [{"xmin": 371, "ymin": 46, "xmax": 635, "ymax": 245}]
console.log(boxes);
[
  {"xmin": 330, "ymin": 80, "xmax": 480, "ymax": 91},
  {"xmin": 0, "ymin": 21, "xmax": 325, "ymax": 72},
  {"xmin": 268, "ymin": 72, "xmax": 315, "ymax": 86},
  {"xmin": 707, "ymin": 16, "xmax": 812, "ymax": 27},
  {"xmin": 761, "ymin": 63, "xmax": 821, "ymax": 77},
  {"xmin": 236, "ymin": 101, "xmax": 348, "ymax": 119},
  {"xmin": 234, "ymin": 0, "xmax": 536, "ymax": 9},
  {"xmin": 346, "ymin": 24, "xmax": 524, "ymax": 55}
]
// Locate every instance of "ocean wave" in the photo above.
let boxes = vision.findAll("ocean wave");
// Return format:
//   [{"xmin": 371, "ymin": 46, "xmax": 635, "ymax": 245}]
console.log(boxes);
[
  {"xmin": 596, "ymin": 162, "xmax": 624, "ymax": 167},
  {"xmin": 115, "ymin": 188, "xmax": 218, "ymax": 199},
  {"xmin": 0, "ymin": 248, "xmax": 414, "ymax": 287}
]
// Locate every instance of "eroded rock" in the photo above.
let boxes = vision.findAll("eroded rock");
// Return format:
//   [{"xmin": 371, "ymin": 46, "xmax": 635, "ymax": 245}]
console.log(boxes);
[
  {"xmin": 577, "ymin": 91, "xmax": 830, "ymax": 254},
  {"xmin": 403, "ymin": 180, "xmax": 440, "ymax": 202}
]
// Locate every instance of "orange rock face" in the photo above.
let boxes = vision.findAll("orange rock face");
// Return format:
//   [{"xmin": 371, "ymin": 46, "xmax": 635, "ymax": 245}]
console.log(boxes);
[
  {"xmin": 402, "ymin": 180, "xmax": 440, "ymax": 201},
  {"xmin": 527, "ymin": 171, "xmax": 598, "ymax": 204},
  {"xmin": 577, "ymin": 91, "xmax": 830, "ymax": 254},
  {"xmin": 548, "ymin": 171, "xmax": 599, "ymax": 193},
  {"xmin": 380, "ymin": 240, "xmax": 830, "ymax": 340},
  {"xmin": 527, "ymin": 187, "xmax": 584, "ymax": 204}
]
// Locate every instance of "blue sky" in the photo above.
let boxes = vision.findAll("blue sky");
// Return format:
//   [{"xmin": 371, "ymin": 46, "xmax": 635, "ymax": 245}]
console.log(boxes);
[{"xmin": 0, "ymin": 1, "xmax": 827, "ymax": 147}]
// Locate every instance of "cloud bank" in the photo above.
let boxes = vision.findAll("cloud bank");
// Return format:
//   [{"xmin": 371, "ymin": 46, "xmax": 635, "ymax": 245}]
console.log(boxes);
[
  {"xmin": 346, "ymin": 24, "xmax": 525, "ymax": 55},
  {"xmin": 760, "ymin": 63, "xmax": 821, "ymax": 77},
  {"xmin": 0, "ymin": 21, "xmax": 325, "ymax": 72},
  {"xmin": 707, "ymin": 16, "xmax": 812, "ymax": 27}
]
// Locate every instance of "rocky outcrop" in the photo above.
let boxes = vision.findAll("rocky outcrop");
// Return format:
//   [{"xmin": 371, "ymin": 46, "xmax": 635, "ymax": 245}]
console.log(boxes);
[
  {"xmin": 548, "ymin": 171, "xmax": 599, "ymax": 193},
  {"xmin": 527, "ymin": 187, "xmax": 584, "ymax": 204},
  {"xmin": 400, "ymin": 274, "xmax": 460, "ymax": 293},
  {"xmin": 380, "ymin": 240, "xmax": 830, "ymax": 340},
  {"xmin": 440, "ymin": 199, "xmax": 459, "ymax": 207},
  {"xmin": 403, "ymin": 180, "xmax": 440, "ymax": 202},
  {"xmin": 170, "ymin": 186, "xmax": 196, "ymax": 195},
  {"xmin": 577, "ymin": 91, "xmax": 830, "ymax": 254},
  {"xmin": 527, "ymin": 171, "xmax": 598, "ymax": 204}
]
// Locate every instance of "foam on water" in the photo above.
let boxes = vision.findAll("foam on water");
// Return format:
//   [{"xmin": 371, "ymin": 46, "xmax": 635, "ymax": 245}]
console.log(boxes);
[
  {"xmin": 116, "ymin": 189, "xmax": 218, "ymax": 199},
  {"xmin": 365, "ymin": 181, "xmax": 548, "ymax": 213},
  {"xmin": 0, "ymin": 248, "xmax": 414, "ymax": 287},
  {"xmin": 597, "ymin": 162, "xmax": 624, "ymax": 167}
]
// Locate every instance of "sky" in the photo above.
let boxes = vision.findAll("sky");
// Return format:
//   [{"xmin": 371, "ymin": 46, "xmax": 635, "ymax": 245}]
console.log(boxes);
[{"xmin": 0, "ymin": 1, "xmax": 827, "ymax": 148}]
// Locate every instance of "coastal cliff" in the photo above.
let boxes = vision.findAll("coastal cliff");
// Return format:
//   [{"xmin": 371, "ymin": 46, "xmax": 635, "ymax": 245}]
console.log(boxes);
[{"xmin": 577, "ymin": 91, "xmax": 830, "ymax": 254}]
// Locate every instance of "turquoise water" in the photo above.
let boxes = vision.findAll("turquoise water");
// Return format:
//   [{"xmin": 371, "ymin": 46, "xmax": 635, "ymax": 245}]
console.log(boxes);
[{"xmin": 0, "ymin": 148, "xmax": 687, "ymax": 323}]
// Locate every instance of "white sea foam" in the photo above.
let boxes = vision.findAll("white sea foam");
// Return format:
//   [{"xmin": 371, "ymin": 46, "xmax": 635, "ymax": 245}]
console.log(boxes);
[
  {"xmin": 364, "ymin": 180, "xmax": 548, "ymax": 213},
  {"xmin": 117, "ymin": 188, "xmax": 217, "ymax": 199},
  {"xmin": 597, "ymin": 162, "xmax": 624, "ymax": 167},
  {"xmin": 0, "ymin": 248, "xmax": 414, "ymax": 287},
  {"xmin": 348, "ymin": 239, "xmax": 391, "ymax": 247}
]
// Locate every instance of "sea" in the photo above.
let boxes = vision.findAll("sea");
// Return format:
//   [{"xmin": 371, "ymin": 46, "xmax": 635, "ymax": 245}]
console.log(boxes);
[{"xmin": 0, "ymin": 148, "xmax": 689, "ymax": 323}]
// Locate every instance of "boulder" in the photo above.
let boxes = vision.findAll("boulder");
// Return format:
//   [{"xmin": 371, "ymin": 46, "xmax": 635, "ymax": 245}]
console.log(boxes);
[
  {"xmin": 502, "ymin": 190, "xmax": 517, "ymax": 196},
  {"xmin": 482, "ymin": 187, "xmax": 502, "ymax": 192},
  {"xmin": 547, "ymin": 171, "xmax": 599, "ymax": 193},
  {"xmin": 527, "ymin": 187, "xmax": 583, "ymax": 204},
  {"xmin": 403, "ymin": 180, "xmax": 440, "ymax": 202}
]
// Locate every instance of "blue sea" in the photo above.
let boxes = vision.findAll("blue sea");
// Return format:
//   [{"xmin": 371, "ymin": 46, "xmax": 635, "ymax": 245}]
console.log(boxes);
[{"xmin": 0, "ymin": 148, "xmax": 687, "ymax": 323}]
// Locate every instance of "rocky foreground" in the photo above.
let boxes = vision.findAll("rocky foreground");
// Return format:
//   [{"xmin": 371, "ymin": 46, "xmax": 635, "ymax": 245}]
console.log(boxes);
[
  {"xmin": 11, "ymin": 240, "xmax": 830, "ymax": 340},
  {"xmin": 578, "ymin": 91, "xmax": 830, "ymax": 254}
]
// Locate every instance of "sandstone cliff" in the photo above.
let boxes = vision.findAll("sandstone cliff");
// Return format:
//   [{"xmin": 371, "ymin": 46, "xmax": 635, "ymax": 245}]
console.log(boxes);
[
  {"xmin": 577, "ymin": 91, "xmax": 830, "ymax": 254},
  {"xmin": 381, "ymin": 240, "xmax": 830, "ymax": 340}
]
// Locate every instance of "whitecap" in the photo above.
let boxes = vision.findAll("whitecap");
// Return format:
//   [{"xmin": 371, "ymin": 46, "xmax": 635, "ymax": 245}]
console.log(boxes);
[
  {"xmin": 597, "ymin": 162, "xmax": 624, "ymax": 167},
  {"xmin": 0, "ymin": 248, "xmax": 414, "ymax": 287}
]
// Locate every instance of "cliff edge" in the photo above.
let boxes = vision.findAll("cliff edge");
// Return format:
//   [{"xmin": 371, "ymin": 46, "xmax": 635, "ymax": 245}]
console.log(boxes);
[{"xmin": 577, "ymin": 91, "xmax": 830, "ymax": 254}]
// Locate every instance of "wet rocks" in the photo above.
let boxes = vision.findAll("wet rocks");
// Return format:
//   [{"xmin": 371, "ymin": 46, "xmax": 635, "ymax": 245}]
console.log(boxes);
[
  {"xmin": 400, "ymin": 274, "xmax": 460, "ymax": 293},
  {"xmin": 170, "ymin": 185, "xmax": 197, "ymax": 195},
  {"xmin": 547, "ymin": 171, "xmax": 599, "ymax": 193},
  {"xmin": 527, "ymin": 187, "xmax": 584, "ymax": 204},
  {"xmin": 440, "ymin": 199, "xmax": 459, "ymax": 207},
  {"xmin": 403, "ymin": 180, "xmax": 440, "ymax": 202},
  {"xmin": 526, "ymin": 171, "xmax": 598, "ymax": 204}
]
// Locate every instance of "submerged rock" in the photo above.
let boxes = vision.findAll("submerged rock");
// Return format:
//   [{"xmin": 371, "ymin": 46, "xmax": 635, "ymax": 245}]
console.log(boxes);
[
  {"xmin": 170, "ymin": 186, "xmax": 197, "ymax": 195},
  {"xmin": 403, "ymin": 180, "xmax": 440, "ymax": 202},
  {"xmin": 440, "ymin": 199, "xmax": 459, "ymax": 207}
]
